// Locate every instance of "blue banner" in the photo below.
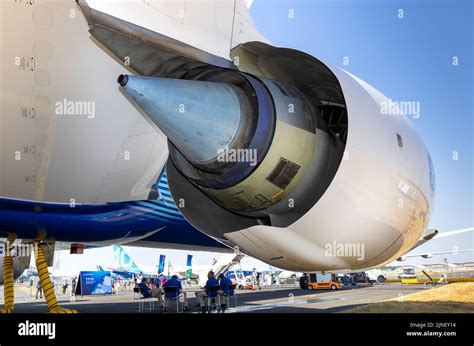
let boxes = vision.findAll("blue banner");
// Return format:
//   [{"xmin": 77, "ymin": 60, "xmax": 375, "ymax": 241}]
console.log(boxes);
[
  {"xmin": 186, "ymin": 254, "xmax": 193, "ymax": 267},
  {"xmin": 80, "ymin": 271, "xmax": 112, "ymax": 295},
  {"xmin": 158, "ymin": 254, "xmax": 166, "ymax": 274},
  {"xmin": 186, "ymin": 254, "xmax": 193, "ymax": 278}
]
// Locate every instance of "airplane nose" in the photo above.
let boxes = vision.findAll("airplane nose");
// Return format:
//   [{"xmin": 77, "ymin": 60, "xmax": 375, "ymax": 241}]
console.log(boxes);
[{"xmin": 118, "ymin": 75, "xmax": 245, "ymax": 164}]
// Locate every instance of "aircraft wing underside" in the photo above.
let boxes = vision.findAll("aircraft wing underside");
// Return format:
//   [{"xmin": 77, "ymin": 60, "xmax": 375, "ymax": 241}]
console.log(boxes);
[{"xmin": 0, "ymin": 172, "xmax": 231, "ymax": 253}]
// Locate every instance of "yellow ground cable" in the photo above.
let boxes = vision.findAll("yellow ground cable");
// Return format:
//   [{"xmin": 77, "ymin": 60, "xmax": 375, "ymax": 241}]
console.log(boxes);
[
  {"xmin": 34, "ymin": 242, "xmax": 77, "ymax": 314},
  {"xmin": 0, "ymin": 256, "xmax": 14, "ymax": 313},
  {"xmin": 0, "ymin": 234, "xmax": 16, "ymax": 314}
]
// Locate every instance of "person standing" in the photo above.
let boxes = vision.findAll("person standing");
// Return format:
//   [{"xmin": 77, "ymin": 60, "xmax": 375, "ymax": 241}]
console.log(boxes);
[
  {"xmin": 153, "ymin": 276, "xmax": 161, "ymax": 290},
  {"xmin": 28, "ymin": 277, "xmax": 34, "ymax": 297},
  {"xmin": 62, "ymin": 280, "xmax": 69, "ymax": 294},
  {"xmin": 133, "ymin": 274, "xmax": 137, "ymax": 288},
  {"xmin": 71, "ymin": 277, "xmax": 77, "ymax": 296},
  {"xmin": 256, "ymin": 273, "xmax": 262, "ymax": 290},
  {"xmin": 36, "ymin": 280, "xmax": 43, "ymax": 299}
]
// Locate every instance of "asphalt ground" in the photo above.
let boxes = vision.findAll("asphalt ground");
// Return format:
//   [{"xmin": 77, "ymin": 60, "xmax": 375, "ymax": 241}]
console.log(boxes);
[{"xmin": 6, "ymin": 282, "xmax": 425, "ymax": 313}]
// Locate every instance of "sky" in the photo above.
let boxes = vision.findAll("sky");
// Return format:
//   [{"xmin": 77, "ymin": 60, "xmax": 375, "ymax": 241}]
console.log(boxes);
[
  {"xmin": 50, "ymin": 0, "xmax": 473, "ymax": 273},
  {"xmin": 250, "ymin": 0, "xmax": 473, "ymax": 265}
]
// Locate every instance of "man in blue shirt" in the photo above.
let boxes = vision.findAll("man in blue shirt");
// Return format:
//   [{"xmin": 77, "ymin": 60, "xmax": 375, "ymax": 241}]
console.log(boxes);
[
  {"xmin": 153, "ymin": 276, "xmax": 161, "ymax": 289},
  {"xmin": 195, "ymin": 271, "xmax": 219, "ymax": 313},
  {"xmin": 217, "ymin": 273, "xmax": 234, "ymax": 312},
  {"xmin": 138, "ymin": 278, "xmax": 163, "ymax": 304},
  {"xmin": 163, "ymin": 275, "xmax": 188, "ymax": 312}
]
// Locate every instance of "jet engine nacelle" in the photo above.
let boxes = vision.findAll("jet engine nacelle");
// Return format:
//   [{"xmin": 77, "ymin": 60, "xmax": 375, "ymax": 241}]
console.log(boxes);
[{"xmin": 120, "ymin": 43, "xmax": 434, "ymax": 272}]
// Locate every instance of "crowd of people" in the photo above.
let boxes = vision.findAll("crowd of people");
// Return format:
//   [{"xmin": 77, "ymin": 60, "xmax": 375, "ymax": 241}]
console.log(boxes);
[
  {"xmin": 27, "ymin": 270, "xmax": 237, "ymax": 313},
  {"xmin": 137, "ymin": 271, "xmax": 235, "ymax": 313},
  {"xmin": 30, "ymin": 277, "xmax": 77, "ymax": 298},
  {"xmin": 111, "ymin": 277, "xmax": 135, "ymax": 293}
]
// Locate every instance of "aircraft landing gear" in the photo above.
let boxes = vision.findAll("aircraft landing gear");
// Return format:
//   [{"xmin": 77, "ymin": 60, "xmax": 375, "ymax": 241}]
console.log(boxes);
[
  {"xmin": 0, "ymin": 234, "xmax": 16, "ymax": 313},
  {"xmin": 34, "ymin": 241, "xmax": 77, "ymax": 314}
]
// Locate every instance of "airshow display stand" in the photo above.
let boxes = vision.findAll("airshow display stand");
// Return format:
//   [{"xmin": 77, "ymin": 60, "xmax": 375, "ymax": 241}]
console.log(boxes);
[{"xmin": 75, "ymin": 271, "xmax": 113, "ymax": 296}]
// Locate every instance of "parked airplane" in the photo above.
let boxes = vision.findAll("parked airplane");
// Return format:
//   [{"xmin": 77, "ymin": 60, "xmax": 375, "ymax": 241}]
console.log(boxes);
[
  {"xmin": 98, "ymin": 245, "xmax": 237, "ymax": 283},
  {"xmin": 0, "ymin": 0, "xmax": 471, "ymax": 313},
  {"xmin": 104, "ymin": 245, "xmax": 160, "ymax": 278},
  {"xmin": 169, "ymin": 253, "xmax": 239, "ymax": 283},
  {"xmin": 397, "ymin": 248, "xmax": 474, "ymax": 261}
]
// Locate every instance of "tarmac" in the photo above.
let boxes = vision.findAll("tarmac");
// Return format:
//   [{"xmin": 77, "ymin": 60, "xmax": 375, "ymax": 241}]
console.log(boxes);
[{"xmin": 5, "ymin": 283, "xmax": 426, "ymax": 313}]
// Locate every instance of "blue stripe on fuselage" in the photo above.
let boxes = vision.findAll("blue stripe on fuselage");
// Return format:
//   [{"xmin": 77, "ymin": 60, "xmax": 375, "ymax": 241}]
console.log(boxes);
[{"xmin": 0, "ymin": 170, "xmax": 226, "ymax": 249}]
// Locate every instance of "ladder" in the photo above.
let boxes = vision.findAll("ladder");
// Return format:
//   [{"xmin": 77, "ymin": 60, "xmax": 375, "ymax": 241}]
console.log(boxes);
[{"xmin": 213, "ymin": 253, "xmax": 245, "ymax": 277}]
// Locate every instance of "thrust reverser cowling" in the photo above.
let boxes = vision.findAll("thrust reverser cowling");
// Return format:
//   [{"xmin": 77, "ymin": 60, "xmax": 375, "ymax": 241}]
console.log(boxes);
[
  {"xmin": 119, "ymin": 70, "xmax": 346, "ymax": 225},
  {"xmin": 118, "ymin": 49, "xmax": 432, "ymax": 272}
]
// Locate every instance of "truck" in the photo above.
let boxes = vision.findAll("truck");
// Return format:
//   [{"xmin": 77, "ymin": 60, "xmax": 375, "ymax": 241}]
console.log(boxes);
[{"xmin": 299, "ymin": 273, "xmax": 342, "ymax": 290}]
